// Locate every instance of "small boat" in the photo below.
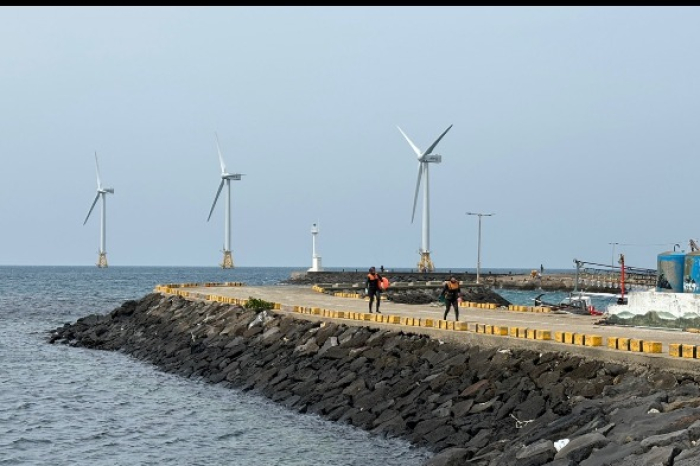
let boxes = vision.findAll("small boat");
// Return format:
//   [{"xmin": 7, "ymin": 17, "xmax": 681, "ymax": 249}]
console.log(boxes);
[{"xmin": 534, "ymin": 293, "xmax": 604, "ymax": 316}]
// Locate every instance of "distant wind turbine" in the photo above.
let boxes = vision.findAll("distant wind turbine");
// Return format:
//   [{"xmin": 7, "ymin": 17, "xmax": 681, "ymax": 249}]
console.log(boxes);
[
  {"xmin": 397, "ymin": 124, "xmax": 453, "ymax": 272},
  {"xmin": 206, "ymin": 132, "xmax": 243, "ymax": 269},
  {"xmin": 83, "ymin": 151, "xmax": 114, "ymax": 268}
]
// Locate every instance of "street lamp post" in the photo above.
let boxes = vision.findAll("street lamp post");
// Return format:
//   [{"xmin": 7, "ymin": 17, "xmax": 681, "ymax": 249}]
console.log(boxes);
[
  {"xmin": 466, "ymin": 212, "xmax": 494, "ymax": 284},
  {"xmin": 608, "ymin": 242, "xmax": 619, "ymax": 269}
]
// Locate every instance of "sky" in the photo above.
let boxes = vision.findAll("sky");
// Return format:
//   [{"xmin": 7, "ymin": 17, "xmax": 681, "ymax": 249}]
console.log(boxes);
[{"xmin": 1, "ymin": 6, "xmax": 698, "ymax": 271}]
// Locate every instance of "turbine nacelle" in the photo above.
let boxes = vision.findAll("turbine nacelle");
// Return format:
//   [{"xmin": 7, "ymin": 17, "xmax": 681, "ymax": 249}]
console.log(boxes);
[
  {"xmin": 100, "ymin": 188, "xmax": 115, "ymax": 194},
  {"xmin": 421, "ymin": 154, "xmax": 442, "ymax": 163},
  {"xmin": 222, "ymin": 173, "xmax": 243, "ymax": 181}
]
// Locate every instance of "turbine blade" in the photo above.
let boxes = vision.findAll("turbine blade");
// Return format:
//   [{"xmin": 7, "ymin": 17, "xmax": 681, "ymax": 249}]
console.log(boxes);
[
  {"xmin": 207, "ymin": 180, "xmax": 225, "ymax": 221},
  {"xmin": 397, "ymin": 126, "xmax": 422, "ymax": 159},
  {"xmin": 411, "ymin": 163, "xmax": 423, "ymax": 223},
  {"xmin": 423, "ymin": 124, "xmax": 453, "ymax": 156},
  {"xmin": 94, "ymin": 151, "xmax": 103, "ymax": 189},
  {"xmin": 215, "ymin": 132, "xmax": 227, "ymax": 174},
  {"xmin": 83, "ymin": 193, "xmax": 100, "ymax": 225}
]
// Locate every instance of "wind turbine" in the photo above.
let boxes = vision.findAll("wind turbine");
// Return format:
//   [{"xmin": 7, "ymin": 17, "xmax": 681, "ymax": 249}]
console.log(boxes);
[
  {"xmin": 83, "ymin": 151, "xmax": 114, "ymax": 268},
  {"xmin": 397, "ymin": 124, "xmax": 453, "ymax": 273},
  {"xmin": 207, "ymin": 132, "xmax": 243, "ymax": 269}
]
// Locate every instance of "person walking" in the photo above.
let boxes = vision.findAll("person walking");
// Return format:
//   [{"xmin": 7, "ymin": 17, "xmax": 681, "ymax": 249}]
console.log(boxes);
[
  {"xmin": 441, "ymin": 276, "xmax": 461, "ymax": 321},
  {"xmin": 366, "ymin": 266, "xmax": 383, "ymax": 313}
]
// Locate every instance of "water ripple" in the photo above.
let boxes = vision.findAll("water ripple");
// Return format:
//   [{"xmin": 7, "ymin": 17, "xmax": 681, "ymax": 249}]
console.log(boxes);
[{"xmin": 0, "ymin": 266, "xmax": 433, "ymax": 466}]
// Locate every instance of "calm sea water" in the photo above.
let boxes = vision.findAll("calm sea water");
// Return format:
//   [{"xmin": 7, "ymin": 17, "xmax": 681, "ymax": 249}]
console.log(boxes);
[
  {"xmin": 0, "ymin": 266, "xmax": 435, "ymax": 466},
  {"xmin": 0, "ymin": 266, "xmax": 619, "ymax": 466}
]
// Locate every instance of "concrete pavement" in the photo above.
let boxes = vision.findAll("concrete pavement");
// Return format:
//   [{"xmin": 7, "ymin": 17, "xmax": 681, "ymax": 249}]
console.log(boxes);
[{"xmin": 156, "ymin": 283, "xmax": 700, "ymax": 375}]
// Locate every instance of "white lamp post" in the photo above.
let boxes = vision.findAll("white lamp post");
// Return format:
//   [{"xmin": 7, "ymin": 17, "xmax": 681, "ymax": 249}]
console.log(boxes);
[
  {"xmin": 466, "ymin": 212, "xmax": 494, "ymax": 284},
  {"xmin": 608, "ymin": 242, "xmax": 619, "ymax": 269}
]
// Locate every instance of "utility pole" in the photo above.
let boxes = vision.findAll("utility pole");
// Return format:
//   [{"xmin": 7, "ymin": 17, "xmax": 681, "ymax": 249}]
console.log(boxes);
[
  {"xmin": 608, "ymin": 242, "xmax": 619, "ymax": 269},
  {"xmin": 466, "ymin": 212, "xmax": 494, "ymax": 284}
]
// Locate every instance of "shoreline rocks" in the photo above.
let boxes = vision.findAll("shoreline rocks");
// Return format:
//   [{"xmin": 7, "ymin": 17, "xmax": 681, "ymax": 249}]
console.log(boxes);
[{"xmin": 48, "ymin": 293, "xmax": 700, "ymax": 466}]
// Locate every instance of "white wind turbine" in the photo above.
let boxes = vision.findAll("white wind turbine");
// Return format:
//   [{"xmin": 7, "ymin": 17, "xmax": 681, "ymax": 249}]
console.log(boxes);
[
  {"xmin": 207, "ymin": 132, "xmax": 243, "ymax": 269},
  {"xmin": 397, "ymin": 124, "xmax": 453, "ymax": 272},
  {"xmin": 83, "ymin": 151, "xmax": 114, "ymax": 268}
]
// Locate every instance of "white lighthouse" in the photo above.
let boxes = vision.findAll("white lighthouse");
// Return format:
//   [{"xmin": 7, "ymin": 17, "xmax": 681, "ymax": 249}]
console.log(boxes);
[{"xmin": 308, "ymin": 222, "xmax": 323, "ymax": 272}]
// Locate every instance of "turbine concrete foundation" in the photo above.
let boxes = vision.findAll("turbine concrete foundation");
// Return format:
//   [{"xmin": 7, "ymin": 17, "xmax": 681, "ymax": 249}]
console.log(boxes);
[
  {"xmin": 221, "ymin": 250, "xmax": 234, "ymax": 269},
  {"xmin": 97, "ymin": 252, "xmax": 108, "ymax": 268},
  {"xmin": 417, "ymin": 252, "xmax": 434, "ymax": 273}
]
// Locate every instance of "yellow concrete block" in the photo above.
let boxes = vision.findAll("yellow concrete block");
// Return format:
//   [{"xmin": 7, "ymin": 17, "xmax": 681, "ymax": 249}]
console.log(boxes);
[
  {"xmin": 312, "ymin": 308, "xmax": 321, "ymax": 315},
  {"xmin": 485, "ymin": 325, "xmax": 493, "ymax": 334},
  {"xmin": 476, "ymin": 323, "xmax": 485, "ymax": 333},
  {"xmin": 468, "ymin": 322, "xmax": 478, "ymax": 332},
  {"xmin": 362, "ymin": 313, "xmax": 372, "ymax": 321},
  {"xmin": 618, "ymin": 337, "xmax": 630, "ymax": 351},
  {"xmin": 493, "ymin": 326, "xmax": 508, "ymax": 336},
  {"xmin": 669, "ymin": 343, "xmax": 682, "ymax": 357},
  {"xmin": 423, "ymin": 318, "xmax": 435, "ymax": 328},
  {"xmin": 447, "ymin": 321, "xmax": 455, "ymax": 330},
  {"xmin": 607, "ymin": 337, "xmax": 618, "ymax": 349},
  {"xmin": 336, "ymin": 311, "xmax": 345, "ymax": 319},
  {"xmin": 454, "ymin": 321, "xmax": 469, "ymax": 331},
  {"xmin": 525, "ymin": 328, "xmax": 535, "ymax": 339},
  {"xmin": 585, "ymin": 335, "xmax": 603, "ymax": 347},
  {"xmin": 518, "ymin": 327, "xmax": 528, "ymax": 338},
  {"xmin": 509, "ymin": 327, "xmax": 518, "ymax": 337},
  {"xmin": 629, "ymin": 339, "xmax": 643, "ymax": 352},
  {"xmin": 536, "ymin": 330, "xmax": 552, "ymax": 340},
  {"xmin": 681, "ymin": 344, "xmax": 697, "ymax": 358},
  {"xmin": 574, "ymin": 334, "xmax": 585, "ymax": 346},
  {"xmin": 554, "ymin": 331, "xmax": 565, "ymax": 343},
  {"xmin": 564, "ymin": 332, "xmax": 575, "ymax": 344},
  {"xmin": 644, "ymin": 341, "xmax": 662, "ymax": 354},
  {"xmin": 388, "ymin": 315, "xmax": 400, "ymax": 324}
]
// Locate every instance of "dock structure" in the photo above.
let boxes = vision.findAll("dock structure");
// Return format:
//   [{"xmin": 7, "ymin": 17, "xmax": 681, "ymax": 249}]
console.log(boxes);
[{"xmin": 155, "ymin": 282, "xmax": 700, "ymax": 375}]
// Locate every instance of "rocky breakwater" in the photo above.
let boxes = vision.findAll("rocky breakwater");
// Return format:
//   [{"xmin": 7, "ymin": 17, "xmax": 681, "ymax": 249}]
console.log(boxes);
[
  {"xmin": 286, "ymin": 272, "xmax": 512, "ymax": 306},
  {"xmin": 49, "ymin": 292, "xmax": 700, "ymax": 466}
]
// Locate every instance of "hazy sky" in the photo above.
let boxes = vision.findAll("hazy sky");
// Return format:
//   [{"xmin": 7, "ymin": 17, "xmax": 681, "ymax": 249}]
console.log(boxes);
[{"xmin": 1, "ymin": 6, "xmax": 698, "ymax": 270}]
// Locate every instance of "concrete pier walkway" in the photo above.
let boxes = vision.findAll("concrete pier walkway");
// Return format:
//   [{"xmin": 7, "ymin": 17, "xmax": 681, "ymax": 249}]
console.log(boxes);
[{"xmin": 158, "ymin": 283, "xmax": 700, "ymax": 375}]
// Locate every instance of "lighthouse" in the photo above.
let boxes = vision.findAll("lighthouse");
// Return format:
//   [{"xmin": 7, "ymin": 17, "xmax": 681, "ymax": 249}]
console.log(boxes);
[{"xmin": 308, "ymin": 223, "xmax": 323, "ymax": 272}]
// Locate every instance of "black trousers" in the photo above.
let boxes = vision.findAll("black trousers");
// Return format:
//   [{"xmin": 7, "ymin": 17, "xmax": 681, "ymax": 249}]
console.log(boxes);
[
  {"xmin": 443, "ymin": 299, "xmax": 459, "ymax": 320},
  {"xmin": 368, "ymin": 290, "xmax": 381, "ymax": 312}
]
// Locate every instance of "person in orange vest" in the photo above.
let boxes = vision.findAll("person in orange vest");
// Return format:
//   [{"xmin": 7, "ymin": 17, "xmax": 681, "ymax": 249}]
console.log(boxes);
[
  {"xmin": 366, "ymin": 266, "xmax": 383, "ymax": 314},
  {"xmin": 441, "ymin": 276, "xmax": 462, "ymax": 321}
]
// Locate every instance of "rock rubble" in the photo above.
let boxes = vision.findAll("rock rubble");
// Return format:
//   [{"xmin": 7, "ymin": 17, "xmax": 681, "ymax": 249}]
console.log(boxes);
[{"xmin": 48, "ymin": 293, "xmax": 700, "ymax": 466}]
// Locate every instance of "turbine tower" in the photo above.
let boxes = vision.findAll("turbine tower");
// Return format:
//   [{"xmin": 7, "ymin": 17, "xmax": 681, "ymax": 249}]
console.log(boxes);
[
  {"xmin": 397, "ymin": 124, "xmax": 453, "ymax": 273},
  {"xmin": 83, "ymin": 151, "xmax": 114, "ymax": 268},
  {"xmin": 207, "ymin": 132, "xmax": 243, "ymax": 269},
  {"xmin": 308, "ymin": 222, "xmax": 323, "ymax": 272}
]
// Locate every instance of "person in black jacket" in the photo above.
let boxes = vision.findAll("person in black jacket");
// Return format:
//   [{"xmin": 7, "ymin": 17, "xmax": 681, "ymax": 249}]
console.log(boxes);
[
  {"xmin": 366, "ymin": 266, "xmax": 383, "ymax": 314},
  {"xmin": 441, "ymin": 276, "xmax": 461, "ymax": 321}
]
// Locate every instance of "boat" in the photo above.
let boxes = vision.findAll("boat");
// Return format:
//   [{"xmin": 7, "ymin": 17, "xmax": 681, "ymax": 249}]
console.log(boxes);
[{"xmin": 533, "ymin": 292, "xmax": 603, "ymax": 315}]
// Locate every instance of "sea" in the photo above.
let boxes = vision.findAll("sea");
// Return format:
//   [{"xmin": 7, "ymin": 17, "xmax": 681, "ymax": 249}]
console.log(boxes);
[{"xmin": 0, "ymin": 265, "xmax": 619, "ymax": 466}]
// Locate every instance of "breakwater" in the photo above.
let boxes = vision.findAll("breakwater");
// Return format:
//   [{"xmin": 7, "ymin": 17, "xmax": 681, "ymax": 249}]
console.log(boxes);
[
  {"xmin": 287, "ymin": 270, "xmax": 654, "ymax": 294},
  {"xmin": 48, "ymin": 292, "xmax": 700, "ymax": 466}
]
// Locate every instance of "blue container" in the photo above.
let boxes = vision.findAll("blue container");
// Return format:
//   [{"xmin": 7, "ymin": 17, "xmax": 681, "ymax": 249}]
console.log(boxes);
[
  {"xmin": 684, "ymin": 252, "xmax": 700, "ymax": 293},
  {"xmin": 657, "ymin": 251, "xmax": 685, "ymax": 293}
]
